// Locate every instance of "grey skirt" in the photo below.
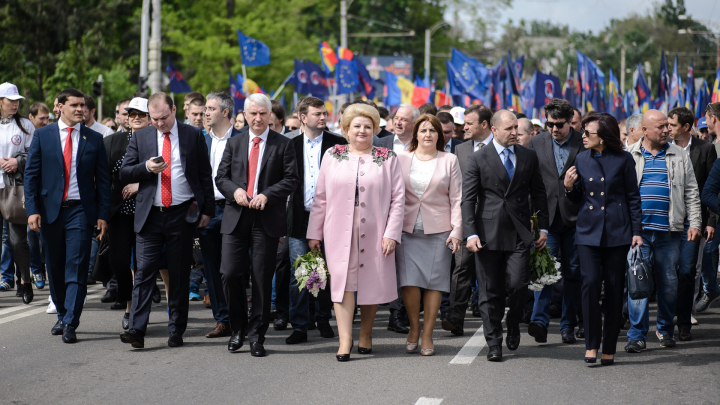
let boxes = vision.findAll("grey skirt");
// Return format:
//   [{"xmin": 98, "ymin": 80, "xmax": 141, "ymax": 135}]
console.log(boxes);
[{"xmin": 396, "ymin": 228, "xmax": 452, "ymax": 292}]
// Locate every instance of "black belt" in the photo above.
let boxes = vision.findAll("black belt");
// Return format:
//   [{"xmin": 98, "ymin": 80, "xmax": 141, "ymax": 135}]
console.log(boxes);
[
  {"xmin": 215, "ymin": 199, "xmax": 226, "ymax": 205},
  {"xmin": 151, "ymin": 199, "xmax": 194, "ymax": 213},
  {"xmin": 61, "ymin": 200, "xmax": 82, "ymax": 208}
]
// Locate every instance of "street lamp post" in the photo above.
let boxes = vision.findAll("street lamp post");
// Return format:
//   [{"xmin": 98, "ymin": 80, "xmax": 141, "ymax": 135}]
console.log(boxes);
[{"xmin": 425, "ymin": 21, "xmax": 449, "ymax": 83}]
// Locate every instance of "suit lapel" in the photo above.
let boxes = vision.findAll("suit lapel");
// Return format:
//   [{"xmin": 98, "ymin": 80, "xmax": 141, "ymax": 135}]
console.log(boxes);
[
  {"xmin": 543, "ymin": 132, "xmax": 556, "ymax": 174},
  {"xmin": 483, "ymin": 143, "xmax": 510, "ymax": 188},
  {"xmin": 178, "ymin": 124, "xmax": 188, "ymax": 173},
  {"xmin": 399, "ymin": 153, "xmax": 417, "ymax": 198},
  {"xmin": 76, "ymin": 126, "xmax": 88, "ymax": 170},
  {"xmin": 259, "ymin": 131, "xmax": 276, "ymax": 175},
  {"xmin": 53, "ymin": 123, "xmax": 64, "ymax": 167},
  {"xmin": 295, "ymin": 134, "xmax": 305, "ymax": 183},
  {"xmin": 561, "ymin": 129, "xmax": 582, "ymax": 176},
  {"xmin": 508, "ymin": 146, "xmax": 526, "ymax": 192}
]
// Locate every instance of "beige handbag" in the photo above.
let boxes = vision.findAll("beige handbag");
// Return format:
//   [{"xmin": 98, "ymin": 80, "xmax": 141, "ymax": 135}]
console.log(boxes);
[{"xmin": 0, "ymin": 183, "xmax": 27, "ymax": 224}]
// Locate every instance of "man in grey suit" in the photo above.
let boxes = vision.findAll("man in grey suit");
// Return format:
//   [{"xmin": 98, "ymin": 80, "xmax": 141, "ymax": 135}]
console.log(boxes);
[
  {"xmin": 527, "ymin": 99, "xmax": 585, "ymax": 345},
  {"xmin": 442, "ymin": 105, "xmax": 494, "ymax": 336},
  {"xmin": 462, "ymin": 109, "xmax": 549, "ymax": 362}
]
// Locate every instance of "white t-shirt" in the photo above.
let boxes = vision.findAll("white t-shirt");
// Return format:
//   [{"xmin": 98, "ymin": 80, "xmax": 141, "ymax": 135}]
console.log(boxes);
[
  {"xmin": 0, "ymin": 117, "xmax": 34, "ymax": 189},
  {"xmin": 89, "ymin": 121, "xmax": 115, "ymax": 137}
]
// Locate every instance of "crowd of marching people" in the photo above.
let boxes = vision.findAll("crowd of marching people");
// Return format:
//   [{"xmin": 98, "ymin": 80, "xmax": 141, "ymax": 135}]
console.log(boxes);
[{"xmin": 1, "ymin": 80, "xmax": 720, "ymax": 364}]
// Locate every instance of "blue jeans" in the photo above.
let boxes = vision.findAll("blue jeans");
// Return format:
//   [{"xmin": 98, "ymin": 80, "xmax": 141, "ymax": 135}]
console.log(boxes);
[
  {"xmin": 530, "ymin": 216, "xmax": 582, "ymax": 331},
  {"xmin": 1, "ymin": 219, "xmax": 15, "ymax": 286},
  {"xmin": 627, "ymin": 230, "xmax": 682, "ymax": 341},
  {"xmin": 288, "ymin": 216, "xmax": 332, "ymax": 333},
  {"xmin": 700, "ymin": 234, "xmax": 720, "ymax": 294},
  {"xmin": 197, "ymin": 204, "xmax": 230, "ymax": 326},
  {"xmin": 676, "ymin": 225, "xmax": 700, "ymax": 331},
  {"xmin": 27, "ymin": 226, "xmax": 43, "ymax": 275}
]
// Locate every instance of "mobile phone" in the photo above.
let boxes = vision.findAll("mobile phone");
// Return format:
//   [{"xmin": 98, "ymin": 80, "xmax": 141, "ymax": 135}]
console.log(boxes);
[
  {"xmin": 447, "ymin": 242, "xmax": 454, "ymax": 251},
  {"xmin": 151, "ymin": 156, "xmax": 165, "ymax": 164}
]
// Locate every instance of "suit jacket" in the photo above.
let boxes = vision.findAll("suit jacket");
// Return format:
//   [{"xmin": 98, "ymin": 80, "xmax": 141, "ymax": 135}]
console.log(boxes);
[
  {"xmin": 461, "ymin": 142, "xmax": 549, "ymax": 251},
  {"xmin": 377, "ymin": 128, "xmax": 394, "ymax": 138},
  {"xmin": 685, "ymin": 136, "xmax": 717, "ymax": 229},
  {"xmin": 566, "ymin": 150, "xmax": 642, "ymax": 246},
  {"xmin": 283, "ymin": 129, "xmax": 301, "ymax": 139},
  {"xmin": 528, "ymin": 128, "xmax": 585, "ymax": 227},
  {"xmin": 455, "ymin": 139, "xmax": 476, "ymax": 177},
  {"xmin": 104, "ymin": 130, "xmax": 132, "ymax": 219},
  {"xmin": 446, "ymin": 138, "xmax": 462, "ymax": 154},
  {"xmin": 119, "ymin": 122, "xmax": 215, "ymax": 233},
  {"xmin": 287, "ymin": 131, "xmax": 346, "ymax": 238},
  {"xmin": 215, "ymin": 129, "xmax": 299, "ymax": 236},
  {"xmin": 24, "ymin": 122, "xmax": 111, "ymax": 225},
  {"xmin": 397, "ymin": 151, "xmax": 463, "ymax": 240},
  {"xmin": 372, "ymin": 134, "xmax": 395, "ymax": 149}
]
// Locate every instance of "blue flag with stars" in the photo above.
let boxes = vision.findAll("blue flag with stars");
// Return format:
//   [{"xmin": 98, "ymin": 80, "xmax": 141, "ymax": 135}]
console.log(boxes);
[
  {"xmin": 335, "ymin": 58, "xmax": 359, "ymax": 95},
  {"xmin": 237, "ymin": 29, "xmax": 270, "ymax": 67}
]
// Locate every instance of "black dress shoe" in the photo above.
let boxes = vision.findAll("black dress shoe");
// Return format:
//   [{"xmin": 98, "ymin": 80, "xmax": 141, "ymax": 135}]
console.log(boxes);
[
  {"xmin": 337, "ymin": 342, "xmax": 353, "ymax": 362},
  {"xmin": 168, "ymin": 333, "xmax": 183, "ymax": 347},
  {"xmin": 506, "ymin": 326, "xmax": 520, "ymax": 351},
  {"xmin": 527, "ymin": 322, "xmax": 547, "ymax": 343},
  {"xmin": 387, "ymin": 315, "xmax": 410, "ymax": 334},
  {"xmin": 100, "ymin": 289, "xmax": 118, "ymax": 303},
  {"xmin": 250, "ymin": 342, "xmax": 267, "ymax": 357},
  {"xmin": 120, "ymin": 329, "xmax": 145, "ymax": 349},
  {"xmin": 441, "ymin": 317, "xmax": 464, "ymax": 336},
  {"xmin": 285, "ymin": 331, "xmax": 308, "ymax": 344},
  {"xmin": 22, "ymin": 283, "xmax": 33, "ymax": 304},
  {"xmin": 110, "ymin": 301, "xmax": 125, "ymax": 310},
  {"xmin": 151, "ymin": 284, "xmax": 161, "ymax": 303},
  {"xmin": 51, "ymin": 320, "xmax": 64, "ymax": 335},
  {"xmin": 317, "ymin": 322, "xmax": 335, "ymax": 338},
  {"xmin": 487, "ymin": 345, "xmax": 503, "ymax": 362},
  {"xmin": 273, "ymin": 318, "xmax": 288, "ymax": 331},
  {"xmin": 307, "ymin": 321, "xmax": 317, "ymax": 330},
  {"xmin": 62, "ymin": 325, "xmax": 77, "ymax": 343},
  {"xmin": 228, "ymin": 331, "xmax": 243, "ymax": 352},
  {"xmin": 561, "ymin": 329, "xmax": 577, "ymax": 344},
  {"xmin": 357, "ymin": 345, "xmax": 372, "ymax": 354},
  {"xmin": 575, "ymin": 327, "xmax": 585, "ymax": 339},
  {"xmin": 121, "ymin": 313, "xmax": 130, "ymax": 330},
  {"xmin": 472, "ymin": 304, "xmax": 482, "ymax": 318},
  {"xmin": 521, "ymin": 309, "xmax": 532, "ymax": 324}
]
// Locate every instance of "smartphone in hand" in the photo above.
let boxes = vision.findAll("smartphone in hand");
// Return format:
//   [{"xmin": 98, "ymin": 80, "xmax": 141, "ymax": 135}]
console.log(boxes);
[{"xmin": 151, "ymin": 156, "xmax": 165, "ymax": 164}]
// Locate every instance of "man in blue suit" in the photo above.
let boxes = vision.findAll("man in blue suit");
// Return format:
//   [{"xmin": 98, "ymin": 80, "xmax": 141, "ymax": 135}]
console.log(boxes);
[{"xmin": 24, "ymin": 88, "xmax": 111, "ymax": 343}]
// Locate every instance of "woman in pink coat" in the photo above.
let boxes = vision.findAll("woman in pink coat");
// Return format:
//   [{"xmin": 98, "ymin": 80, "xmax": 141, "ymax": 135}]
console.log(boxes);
[{"xmin": 307, "ymin": 103, "xmax": 405, "ymax": 362}]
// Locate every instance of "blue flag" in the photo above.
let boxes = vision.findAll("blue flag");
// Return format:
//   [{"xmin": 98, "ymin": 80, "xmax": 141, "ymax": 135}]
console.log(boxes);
[
  {"xmin": 237, "ymin": 29, "xmax": 270, "ymax": 67},
  {"xmin": 166, "ymin": 58, "xmax": 192, "ymax": 93},
  {"xmin": 446, "ymin": 60, "xmax": 465, "ymax": 97},
  {"xmin": 488, "ymin": 58, "xmax": 505, "ymax": 110},
  {"xmin": 686, "ymin": 58, "xmax": 695, "ymax": 110},
  {"xmin": 384, "ymin": 71, "xmax": 401, "ymax": 107},
  {"xmin": 657, "ymin": 51, "xmax": 669, "ymax": 102},
  {"xmin": 449, "ymin": 48, "xmax": 489, "ymax": 99},
  {"xmin": 608, "ymin": 69, "xmax": 626, "ymax": 121},
  {"xmin": 356, "ymin": 59, "xmax": 376, "ymax": 100},
  {"xmin": 533, "ymin": 71, "xmax": 562, "ymax": 109},
  {"xmin": 335, "ymin": 58, "xmax": 359, "ymax": 95},
  {"xmin": 293, "ymin": 59, "xmax": 330, "ymax": 98},
  {"xmin": 229, "ymin": 73, "xmax": 245, "ymax": 112},
  {"xmin": 667, "ymin": 55, "xmax": 682, "ymax": 109},
  {"xmin": 522, "ymin": 74, "xmax": 535, "ymax": 117},
  {"xmin": 635, "ymin": 62, "xmax": 652, "ymax": 112}
]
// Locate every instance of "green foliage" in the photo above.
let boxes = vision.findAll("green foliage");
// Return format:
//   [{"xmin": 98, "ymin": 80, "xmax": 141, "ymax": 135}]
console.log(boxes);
[{"xmin": 529, "ymin": 247, "xmax": 556, "ymax": 283}]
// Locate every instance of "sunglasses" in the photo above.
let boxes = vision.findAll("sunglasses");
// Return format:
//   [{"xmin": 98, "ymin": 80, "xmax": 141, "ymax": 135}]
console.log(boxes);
[
  {"xmin": 707, "ymin": 103, "xmax": 719, "ymax": 117},
  {"xmin": 583, "ymin": 130, "xmax": 598, "ymax": 137},
  {"xmin": 546, "ymin": 121, "xmax": 566, "ymax": 129},
  {"xmin": 128, "ymin": 111, "xmax": 147, "ymax": 119},
  {"xmin": 287, "ymin": 126, "xmax": 300, "ymax": 131}
]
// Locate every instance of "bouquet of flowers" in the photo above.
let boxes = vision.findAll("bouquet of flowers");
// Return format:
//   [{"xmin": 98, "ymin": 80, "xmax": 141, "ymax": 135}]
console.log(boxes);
[
  {"xmin": 528, "ymin": 213, "xmax": 562, "ymax": 291},
  {"xmin": 293, "ymin": 249, "xmax": 329, "ymax": 298}
]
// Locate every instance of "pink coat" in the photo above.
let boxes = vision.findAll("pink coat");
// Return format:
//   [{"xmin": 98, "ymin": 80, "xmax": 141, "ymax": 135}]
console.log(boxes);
[
  {"xmin": 397, "ymin": 151, "xmax": 463, "ymax": 240},
  {"xmin": 307, "ymin": 145, "xmax": 405, "ymax": 305}
]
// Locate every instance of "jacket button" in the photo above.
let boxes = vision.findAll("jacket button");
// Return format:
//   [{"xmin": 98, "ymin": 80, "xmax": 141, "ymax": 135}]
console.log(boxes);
[
  {"xmin": 601, "ymin": 192, "xmax": 604, "ymax": 195},
  {"xmin": 360, "ymin": 249, "xmax": 365, "ymax": 253},
  {"xmin": 360, "ymin": 159, "xmax": 365, "ymax": 164},
  {"xmin": 360, "ymin": 186, "xmax": 365, "ymax": 192},
  {"xmin": 361, "ymin": 218, "xmax": 366, "ymax": 223},
  {"xmin": 589, "ymin": 178, "xmax": 593, "ymax": 181},
  {"xmin": 589, "ymin": 206, "xmax": 594, "ymax": 210},
  {"xmin": 601, "ymin": 206, "xmax": 605, "ymax": 210},
  {"xmin": 601, "ymin": 177, "xmax": 604, "ymax": 181},
  {"xmin": 495, "ymin": 182, "xmax": 498, "ymax": 185},
  {"xmin": 361, "ymin": 234, "xmax": 365, "ymax": 238},
  {"xmin": 359, "ymin": 171, "xmax": 365, "ymax": 176},
  {"xmin": 360, "ymin": 202, "xmax": 366, "ymax": 207},
  {"xmin": 359, "ymin": 263, "xmax": 364, "ymax": 268},
  {"xmin": 590, "ymin": 192, "xmax": 594, "ymax": 196}
]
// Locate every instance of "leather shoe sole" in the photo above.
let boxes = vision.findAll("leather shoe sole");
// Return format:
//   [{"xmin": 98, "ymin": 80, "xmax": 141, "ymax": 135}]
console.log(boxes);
[
  {"xmin": 527, "ymin": 322, "xmax": 548, "ymax": 343},
  {"xmin": 168, "ymin": 335, "xmax": 183, "ymax": 347},
  {"xmin": 120, "ymin": 332, "xmax": 145, "ymax": 349},
  {"xmin": 250, "ymin": 344, "xmax": 267, "ymax": 357}
]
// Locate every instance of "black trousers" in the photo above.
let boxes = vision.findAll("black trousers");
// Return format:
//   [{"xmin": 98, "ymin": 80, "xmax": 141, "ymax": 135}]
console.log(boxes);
[
  {"xmin": 130, "ymin": 207, "xmax": 194, "ymax": 335},
  {"xmin": 475, "ymin": 238, "xmax": 529, "ymax": 347},
  {"xmin": 220, "ymin": 209, "xmax": 278, "ymax": 344},
  {"xmin": 108, "ymin": 213, "xmax": 135, "ymax": 303},
  {"xmin": 577, "ymin": 244, "xmax": 629, "ymax": 355},
  {"xmin": 448, "ymin": 243, "xmax": 476, "ymax": 324}
]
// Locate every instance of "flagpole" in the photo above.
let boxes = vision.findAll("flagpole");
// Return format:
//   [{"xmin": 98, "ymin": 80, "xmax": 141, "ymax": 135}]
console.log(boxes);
[
  {"xmin": 242, "ymin": 64, "xmax": 249, "ymax": 96},
  {"xmin": 271, "ymin": 71, "xmax": 294, "ymax": 100}
]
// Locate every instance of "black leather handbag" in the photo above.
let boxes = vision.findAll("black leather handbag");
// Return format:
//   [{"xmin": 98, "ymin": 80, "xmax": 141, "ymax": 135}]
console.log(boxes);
[{"xmin": 626, "ymin": 245, "xmax": 654, "ymax": 300}]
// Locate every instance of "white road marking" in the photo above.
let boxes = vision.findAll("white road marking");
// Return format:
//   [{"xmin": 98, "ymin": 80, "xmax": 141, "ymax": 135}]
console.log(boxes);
[
  {"xmin": 414, "ymin": 398, "xmax": 443, "ymax": 405},
  {"xmin": 449, "ymin": 325, "xmax": 487, "ymax": 365},
  {"xmin": 0, "ymin": 286, "xmax": 105, "ymax": 325}
]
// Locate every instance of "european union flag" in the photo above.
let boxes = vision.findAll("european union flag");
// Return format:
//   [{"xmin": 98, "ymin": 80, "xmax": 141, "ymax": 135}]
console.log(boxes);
[
  {"xmin": 667, "ymin": 55, "xmax": 682, "ymax": 109},
  {"xmin": 335, "ymin": 58, "xmax": 359, "ymax": 95},
  {"xmin": 237, "ymin": 29, "xmax": 270, "ymax": 67},
  {"xmin": 450, "ymin": 48, "xmax": 488, "ymax": 99},
  {"xmin": 166, "ymin": 57, "xmax": 192, "ymax": 93},
  {"xmin": 533, "ymin": 71, "xmax": 562, "ymax": 109}
]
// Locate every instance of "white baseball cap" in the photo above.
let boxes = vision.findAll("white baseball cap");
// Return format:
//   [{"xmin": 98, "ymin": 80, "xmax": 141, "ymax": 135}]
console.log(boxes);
[
  {"xmin": 449, "ymin": 107, "xmax": 465, "ymax": 125},
  {"xmin": 379, "ymin": 118, "xmax": 388, "ymax": 128},
  {"xmin": 0, "ymin": 82, "xmax": 25, "ymax": 100},
  {"xmin": 124, "ymin": 97, "xmax": 149, "ymax": 113},
  {"xmin": 531, "ymin": 118, "xmax": 543, "ymax": 127}
]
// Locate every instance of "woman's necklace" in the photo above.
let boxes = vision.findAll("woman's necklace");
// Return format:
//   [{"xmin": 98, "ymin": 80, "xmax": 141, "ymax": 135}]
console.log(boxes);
[
  {"xmin": 414, "ymin": 151, "xmax": 437, "ymax": 161},
  {"xmin": 0, "ymin": 114, "xmax": 13, "ymax": 125}
]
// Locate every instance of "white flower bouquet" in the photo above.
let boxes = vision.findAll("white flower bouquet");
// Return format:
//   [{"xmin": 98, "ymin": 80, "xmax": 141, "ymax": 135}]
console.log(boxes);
[
  {"xmin": 528, "ymin": 213, "xmax": 563, "ymax": 291},
  {"xmin": 293, "ymin": 249, "xmax": 329, "ymax": 298}
]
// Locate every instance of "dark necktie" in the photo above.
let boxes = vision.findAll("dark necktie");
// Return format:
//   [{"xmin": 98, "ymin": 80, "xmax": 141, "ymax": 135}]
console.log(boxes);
[{"xmin": 503, "ymin": 148, "xmax": 514, "ymax": 181}]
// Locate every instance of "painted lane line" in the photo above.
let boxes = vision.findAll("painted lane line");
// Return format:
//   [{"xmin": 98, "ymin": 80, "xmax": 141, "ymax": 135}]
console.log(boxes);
[
  {"xmin": 414, "ymin": 398, "xmax": 443, "ymax": 405},
  {"xmin": 449, "ymin": 325, "xmax": 487, "ymax": 365},
  {"xmin": 0, "ymin": 285, "xmax": 105, "ymax": 316},
  {"xmin": 0, "ymin": 290, "xmax": 105, "ymax": 325}
]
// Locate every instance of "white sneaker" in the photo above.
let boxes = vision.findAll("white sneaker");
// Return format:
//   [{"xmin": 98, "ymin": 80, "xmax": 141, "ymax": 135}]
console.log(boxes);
[
  {"xmin": 691, "ymin": 315, "xmax": 699, "ymax": 325},
  {"xmin": 46, "ymin": 300, "xmax": 57, "ymax": 314}
]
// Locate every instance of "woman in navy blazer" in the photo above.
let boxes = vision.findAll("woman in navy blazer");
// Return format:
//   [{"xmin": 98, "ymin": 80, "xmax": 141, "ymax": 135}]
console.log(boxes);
[{"xmin": 564, "ymin": 113, "xmax": 642, "ymax": 365}]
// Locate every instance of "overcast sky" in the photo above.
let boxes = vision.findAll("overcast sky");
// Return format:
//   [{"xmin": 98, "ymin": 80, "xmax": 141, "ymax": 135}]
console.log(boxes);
[{"xmin": 490, "ymin": 0, "xmax": 717, "ymax": 38}]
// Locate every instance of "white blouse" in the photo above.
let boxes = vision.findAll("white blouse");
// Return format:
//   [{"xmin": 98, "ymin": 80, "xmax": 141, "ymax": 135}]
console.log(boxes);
[
  {"xmin": 409, "ymin": 155, "xmax": 437, "ymax": 230},
  {"xmin": 0, "ymin": 117, "xmax": 34, "ymax": 188}
]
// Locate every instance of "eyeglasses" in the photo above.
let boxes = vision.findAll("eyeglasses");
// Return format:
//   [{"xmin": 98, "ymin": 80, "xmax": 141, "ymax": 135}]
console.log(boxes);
[
  {"xmin": 128, "ymin": 111, "xmax": 147, "ymax": 119},
  {"xmin": 546, "ymin": 121, "xmax": 566, "ymax": 129},
  {"xmin": 114, "ymin": 110, "xmax": 119, "ymax": 114},
  {"xmin": 287, "ymin": 126, "xmax": 300, "ymax": 131},
  {"xmin": 583, "ymin": 130, "xmax": 598, "ymax": 137}
]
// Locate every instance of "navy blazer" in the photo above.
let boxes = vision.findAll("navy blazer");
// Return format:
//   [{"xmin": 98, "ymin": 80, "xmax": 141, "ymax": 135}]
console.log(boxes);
[
  {"xmin": 566, "ymin": 149, "xmax": 642, "ymax": 247},
  {"xmin": 24, "ymin": 122, "xmax": 111, "ymax": 225},
  {"xmin": 119, "ymin": 121, "xmax": 215, "ymax": 233}
]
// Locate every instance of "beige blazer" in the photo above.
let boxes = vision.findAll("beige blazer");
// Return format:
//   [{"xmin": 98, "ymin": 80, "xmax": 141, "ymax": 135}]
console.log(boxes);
[{"xmin": 398, "ymin": 151, "xmax": 462, "ymax": 240}]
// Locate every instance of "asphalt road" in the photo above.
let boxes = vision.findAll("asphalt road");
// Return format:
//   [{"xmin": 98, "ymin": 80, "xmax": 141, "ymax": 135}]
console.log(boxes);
[{"xmin": 1, "ymin": 283, "xmax": 719, "ymax": 405}]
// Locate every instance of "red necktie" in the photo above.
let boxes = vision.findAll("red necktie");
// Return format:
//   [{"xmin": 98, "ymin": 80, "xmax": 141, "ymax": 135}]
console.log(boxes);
[
  {"xmin": 247, "ymin": 137, "xmax": 261, "ymax": 198},
  {"xmin": 161, "ymin": 132, "xmax": 172, "ymax": 207},
  {"xmin": 62, "ymin": 128, "xmax": 73, "ymax": 201}
]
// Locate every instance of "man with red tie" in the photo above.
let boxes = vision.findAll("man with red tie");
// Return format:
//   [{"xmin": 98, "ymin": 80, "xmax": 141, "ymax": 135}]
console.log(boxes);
[
  {"xmin": 215, "ymin": 93, "xmax": 298, "ymax": 356},
  {"xmin": 118, "ymin": 92, "xmax": 214, "ymax": 349},
  {"xmin": 24, "ymin": 88, "xmax": 111, "ymax": 343}
]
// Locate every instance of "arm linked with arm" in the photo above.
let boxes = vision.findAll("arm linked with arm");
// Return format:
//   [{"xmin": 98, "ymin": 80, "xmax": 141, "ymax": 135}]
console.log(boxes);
[
  {"xmin": 624, "ymin": 154, "xmax": 644, "ymax": 236},
  {"xmin": 448, "ymin": 156, "xmax": 463, "ymax": 241},
  {"xmin": 119, "ymin": 133, "xmax": 154, "ymax": 184},
  {"xmin": 383, "ymin": 156, "xmax": 406, "ymax": 243}
]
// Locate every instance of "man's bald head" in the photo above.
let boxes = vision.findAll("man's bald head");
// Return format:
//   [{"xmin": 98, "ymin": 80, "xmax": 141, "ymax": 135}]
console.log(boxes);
[
  {"xmin": 491, "ymin": 109, "xmax": 519, "ymax": 147},
  {"xmin": 641, "ymin": 109, "xmax": 670, "ymax": 149},
  {"xmin": 517, "ymin": 118, "xmax": 535, "ymax": 147}
]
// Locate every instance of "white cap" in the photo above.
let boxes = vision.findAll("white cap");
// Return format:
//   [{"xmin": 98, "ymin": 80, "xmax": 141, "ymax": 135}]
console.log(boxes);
[
  {"xmin": 0, "ymin": 83, "xmax": 24, "ymax": 100},
  {"xmin": 531, "ymin": 118, "xmax": 543, "ymax": 127},
  {"xmin": 379, "ymin": 118, "xmax": 388, "ymax": 127},
  {"xmin": 449, "ymin": 107, "xmax": 465, "ymax": 125},
  {"xmin": 125, "ymin": 97, "xmax": 149, "ymax": 113}
]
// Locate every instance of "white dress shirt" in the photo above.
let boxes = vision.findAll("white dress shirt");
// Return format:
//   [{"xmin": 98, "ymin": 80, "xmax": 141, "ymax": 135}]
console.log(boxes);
[
  {"xmin": 57, "ymin": 119, "xmax": 81, "ymax": 199},
  {"xmin": 474, "ymin": 133, "xmax": 494, "ymax": 152},
  {"xmin": 89, "ymin": 121, "xmax": 115, "ymax": 137},
  {"xmin": 392, "ymin": 134, "xmax": 411, "ymax": 154},
  {"xmin": 303, "ymin": 133, "xmax": 323, "ymax": 211},
  {"xmin": 671, "ymin": 136, "xmax": 691, "ymax": 153},
  {"xmin": 0, "ymin": 117, "xmax": 34, "ymax": 189},
  {"xmin": 209, "ymin": 126, "xmax": 233, "ymax": 200},
  {"xmin": 248, "ymin": 126, "xmax": 270, "ymax": 197},
  {"xmin": 151, "ymin": 120, "xmax": 193, "ymax": 206}
]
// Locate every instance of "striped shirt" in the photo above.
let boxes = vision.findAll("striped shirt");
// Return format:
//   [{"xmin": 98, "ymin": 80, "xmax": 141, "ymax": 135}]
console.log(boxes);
[{"xmin": 639, "ymin": 144, "xmax": 670, "ymax": 231}]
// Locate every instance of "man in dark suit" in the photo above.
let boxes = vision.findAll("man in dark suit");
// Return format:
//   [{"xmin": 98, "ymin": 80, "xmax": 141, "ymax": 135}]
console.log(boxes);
[
  {"xmin": 442, "ymin": 105, "xmax": 494, "ymax": 336},
  {"xmin": 215, "ymin": 93, "xmax": 298, "ymax": 356},
  {"xmin": 118, "ymin": 92, "xmax": 214, "ymax": 349},
  {"xmin": 462, "ymin": 109, "xmax": 549, "ymax": 362},
  {"xmin": 527, "ymin": 99, "xmax": 585, "ymax": 344},
  {"xmin": 668, "ymin": 106, "xmax": 717, "ymax": 341},
  {"xmin": 438, "ymin": 111, "xmax": 463, "ymax": 154},
  {"xmin": 25, "ymin": 88, "xmax": 111, "ymax": 343},
  {"xmin": 285, "ymin": 97, "xmax": 345, "ymax": 345}
]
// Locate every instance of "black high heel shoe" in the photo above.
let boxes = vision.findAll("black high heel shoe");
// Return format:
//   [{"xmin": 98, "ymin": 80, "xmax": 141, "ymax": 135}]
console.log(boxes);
[
  {"xmin": 358, "ymin": 339, "xmax": 372, "ymax": 354},
  {"xmin": 336, "ymin": 342, "xmax": 354, "ymax": 362},
  {"xmin": 601, "ymin": 356, "xmax": 614, "ymax": 366},
  {"xmin": 584, "ymin": 357, "xmax": 597, "ymax": 363}
]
